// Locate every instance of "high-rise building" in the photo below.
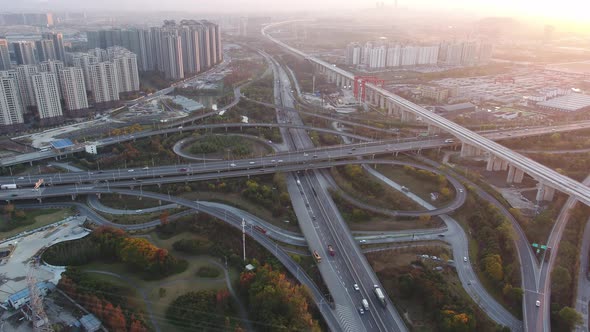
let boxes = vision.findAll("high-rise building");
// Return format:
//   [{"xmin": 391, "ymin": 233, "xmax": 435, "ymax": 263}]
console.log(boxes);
[
  {"xmin": 14, "ymin": 65, "xmax": 38, "ymax": 107},
  {"xmin": 179, "ymin": 24, "xmax": 201, "ymax": 74},
  {"xmin": 108, "ymin": 47, "xmax": 140, "ymax": 93},
  {"xmin": 0, "ymin": 73, "xmax": 25, "ymax": 130},
  {"xmin": 71, "ymin": 53, "xmax": 98, "ymax": 91},
  {"xmin": 478, "ymin": 42, "xmax": 494, "ymax": 64},
  {"xmin": 41, "ymin": 32, "xmax": 66, "ymax": 62},
  {"xmin": 345, "ymin": 42, "xmax": 362, "ymax": 65},
  {"xmin": 31, "ymin": 72, "xmax": 63, "ymax": 123},
  {"xmin": 35, "ymin": 39, "xmax": 57, "ymax": 62},
  {"xmin": 417, "ymin": 46, "xmax": 438, "ymax": 65},
  {"xmin": 444, "ymin": 43, "xmax": 463, "ymax": 65},
  {"xmin": 39, "ymin": 60, "xmax": 64, "ymax": 74},
  {"xmin": 88, "ymin": 48, "xmax": 108, "ymax": 62},
  {"xmin": 161, "ymin": 29, "xmax": 184, "ymax": 80},
  {"xmin": 401, "ymin": 46, "xmax": 418, "ymax": 66},
  {"xmin": 59, "ymin": 67, "xmax": 88, "ymax": 111},
  {"xmin": 0, "ymin": 39, "xmax": 11, "ymax": 70},
  {"xmin": 90, "ymin": 61, "xmax": 119, "ymax": 104},
  {"xmin": 13, "ymin": 41, "xmax": 36, "ymax": 65},
  {"xmin": 386, "ymin": 44, "xmax": 402, "ymax": 67},
  {"xmin": 461, "ymin": 41, "xmax": 478, "ymax": 66},
  {"xmin": 369, "ymin": 45, "xmax": 387, "ymax": 69}
]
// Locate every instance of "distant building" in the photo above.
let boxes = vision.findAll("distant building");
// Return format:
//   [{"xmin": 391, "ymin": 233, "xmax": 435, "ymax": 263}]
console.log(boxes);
[
  {"xmin": 13, "ymin": 41, "xmax": 36, "ymax": 65},
  {"xmin": 108, "ymin": 47, "xmax": 140, "ymax": 93},
  {"xmin": 0, "ymin": 73, "xmax": 25, "ymax": 132},
  {"xmin": 14, "ymin": 64, "xmax": 39, "ymax": 108},
  {"xmin": 436, "ymin": 102, "xmax": 476, "ymax": 115},
  {"xmin": 537, "ymin": 93, "xmax": 590, "ymax": 112},
  {"xmin": 59, "ymin": 67, "xmax": 88, "ymax": 111},
  {"xmin": 35, "ymin": 39, "xmax": 57, "ymax": 62},
  {"xmin": 41, "ymin": 32, "xmax": 66, "ymax": 62},
  {"xmin": 421, "ymin": 86, "xmax": 450, "ymax": 103},
  {"xmin": 90, "ymin": 61, "xmax": 119, "ymax": 104},
  {"xmin": 79, "ymin": 314, "xmax": 101, "ymax": 332},
  {"xmin": 345, "ymin": 42, "xmax": 362, "ymax": 65},
  {"xmin": 32, "ymin": 71, "xmax": 64, "ymax": 124},
  {"xmin": 460, "ymin": 41, "xmax": 478, "ymax": 66},
  {"xmin": 0, "ymin": 39, "xmax": 10, "ymax": 70}
]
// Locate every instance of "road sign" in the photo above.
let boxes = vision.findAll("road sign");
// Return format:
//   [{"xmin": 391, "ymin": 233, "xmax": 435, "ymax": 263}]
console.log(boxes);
[
  {"xmin": 532, "ymin": 243, "xmax": 539, "ymax": 248},
  {"xmin": 541, "ymin": 245, "xmax": 547, "ymax": 250}
]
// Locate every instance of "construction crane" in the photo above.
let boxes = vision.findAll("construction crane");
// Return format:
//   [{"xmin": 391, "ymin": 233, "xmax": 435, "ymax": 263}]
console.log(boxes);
[{"xmin": 26, "ymin": 266, "xmax": 53, "ymax": 332}]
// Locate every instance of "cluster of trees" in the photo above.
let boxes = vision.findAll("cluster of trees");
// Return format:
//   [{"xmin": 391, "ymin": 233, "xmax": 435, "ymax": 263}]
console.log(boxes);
[
  {"xmin": 188, "ymin": 135, "xmax": 252, "ymax": 157},
  {"xmin": 330, "ymin": 190, "xmax": 375, "ymax": 223},
  {"xmin": 108, "ymin": 123, "xmax": 143, "ymax": 137},
  {"xmin": 242, "ymin": 177, "xmax": 293, "ymax": 219},
  {"xmin": 550, "ymin": 204, "xmax": 589, "ymax": 331},
  {"xmin": 59, "ymin": 267, "xmax": 148, "ymax": 332},
  {"xmin": 242, "ymin": 76, "xmax": 274, "ymax": 102},
  {"xmin": 239, "ymin": 263, "xmax": 321, "ymax": 331},
  {"xmin": 0, "ymin": 204, "xmax": 29, "ymax": 231},
  {"xmin": 527, "ymin": 152, "xmax": 590, "ymax": 181},
  {"xmin": 402, "ymin": 165, "xmax": 453, "ymax": 200},
  {"xmin": 197, "ymin": 266, "xmax": 221, "ymax": 278},
  {"xmin": 172, "ymin": 238, "xmax": 211, "ymax": 255},
  {"xmin": 223, "ymin": 59, "xmax": 265, "ymax": 88},
  {"xmin": 459, "ymin": 194, "xmax": 521, "ymax": 314},
  {"xmin": 505, "ymin": 131, "xmax": 590, "ymax": 150},
  {"xmin": 166, "ymin": 290, "xmax": 237, "ymax": 330},
  {"xmin": 43, "ymin": 227, "xmax": 187, "ymax": 279}
]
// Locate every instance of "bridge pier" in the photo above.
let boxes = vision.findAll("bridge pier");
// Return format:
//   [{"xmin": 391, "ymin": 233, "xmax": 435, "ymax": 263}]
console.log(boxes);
[
  {"xmin": 486, "ymin": 156, "xmax": 505, "ymax": 172},
  {"xmin": 535, "ymin": 183, "xmax": 555, "ymax": 202},
  {"xmin": 71, "ymin": 194, "xmax": 76, "ymax": 201},
  {"xmin": 336, "ymin": 74, "xmax": 341, "ymax": 87},
  {"xmin": 460, "ymin": 143, "xmax": 483, "ymax": 157},
  {"xmin": 380, "ymin": 94, "xmax": 386, "ymax": 109},
  {"xmin": 506, "ymin": 165, "xmax": 525, "ymax": 184},
  {"xmin": 400, "ymin": 110, "xmax": 416, "ymax": 123}
]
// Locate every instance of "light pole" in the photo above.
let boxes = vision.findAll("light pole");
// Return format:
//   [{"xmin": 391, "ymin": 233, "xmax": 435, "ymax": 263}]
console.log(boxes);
[{"xmin": 242, "ymin": 218, "xmax": 246, "ymax": 262}]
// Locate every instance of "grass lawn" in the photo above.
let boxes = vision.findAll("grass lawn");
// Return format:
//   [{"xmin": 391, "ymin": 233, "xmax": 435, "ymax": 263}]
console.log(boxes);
[
  {"xmin": 178, "ymin": 191, "xmax": 301, "ymax": 233},
  {"xmin": 0, "ymin": 208, "xmax": 74, "ymax": 240},
  {"xmin": 370, "ymin": 164, "xmax": 452, "ymax": 208},
  {"xmin": 96, "ymin": 194, "xmax": 164, "ymax": 210},
  {"xmin": 98, "ymin": 208, "xmax": 186, "ymax": 225},
  {"xmin": 82, "ymin": 231, "xmax": 239, "ymax": 332}
]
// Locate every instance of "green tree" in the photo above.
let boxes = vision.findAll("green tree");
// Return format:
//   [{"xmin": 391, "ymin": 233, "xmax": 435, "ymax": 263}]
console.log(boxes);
[
  {"xmin": 552, "ymin": 266, "xmax": 572, "ymax": 296},
  {"xmin": 558, "ymin": 306, "xmax": 582, "ymax": 329}
]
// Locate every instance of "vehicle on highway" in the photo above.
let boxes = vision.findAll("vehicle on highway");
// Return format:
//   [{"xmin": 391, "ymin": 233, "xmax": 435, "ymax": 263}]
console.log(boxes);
[
  {"xmin": 444, "ymin": 139, "xmax": 455, "ymax": 143},
  {"xmin": 401, "ymin": 186, "xmax": 409, "ymax": 192},
  {"xmin": 463, "ymin": 256, "xmax": 468, "ymax": 262},
  {"xmin": 10, "ymin": 194, "xmax": 18, "ymax": 197},
  {"xmin": 536, "ymin": 300, "xmax": 541, "ymax": 307},
  {"xmin": 359, "ymin": 239, "xmax": 367, "ymax": 244},
  {"xmin": 1, "ymin": 184, "xmax": 17, "ymax": 190},
  {"xmin": 438, "ymin": 234, "xmax": 445, "ymax": 237},
  {"xmin": 277, "ymin": 160, "xmax": 283, "ymax": 163},
  {"xmin": 353, "ymin": 283, "xmax": 359, "ymax": 291},
  {"xmin": 254, "ymin": 225, "xmax": 267, "ymax": 234},
  {"xmin": 361, "ymin": 299, "xmax": 369, "ymax": 311},
  {"xmin": 312, "ymin": 155, "xmax": 318, "ymax": 159},
  {"xmin": 142, "ymin": 166, "xmax": 149, "ymax": 170},
  {"xmin": 459, "ymin": 188, "xmax": 464, "ymax": 193},
  {"xmin": 313, "ymin": 250, "xmax": 322, "ymax": 263},
  {"xmin": 17, "ymin": 177, "xmax": 24, "ymax": 180},
  {"xmin": 136, "ymin": 209, "xmax": 143, "ymax": 213},
  {"xmin": 179, "ymin": 168, "xmax": 188, "ymax": 172},
  {"xmin": 374, "ymin": 285, "xmax": 387, "ymax": 307},
  {"xmin": 359, "ymin": 307, "xmax": 364, "ymax": 315},
  {"xmin": 327, "ymin": 244, "xmax": 335, "ymax": 256},
  {"xmin": 128, "ymin": 169, "xmax": 134, "ymax": 172},
  {"xmin": 249, "ymin": 161, "xmax": 255, "ymax": 165},
  {"xmin": 230, "ymin": 163, "xmax": 237, "ymax": 167}
]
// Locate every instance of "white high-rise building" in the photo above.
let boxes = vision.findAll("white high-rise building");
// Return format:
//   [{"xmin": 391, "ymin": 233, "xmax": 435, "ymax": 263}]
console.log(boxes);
[
  {"xmin": 445, "ymin": 43, "xmax": 463, "ymax": 65},
  {"xmin": 417, "ymin": 46, "xmax": 439, "ymax": 65},
  {"xmin": 161, "ymin": 29, "xmax": 184, "ymax": 80},
  {"xmin": 109, "ymin": 48, "xmax": 140, "ymax": 93},
  {"xmin": 362, "ymin": 42, "xmax": 373, "ymax": 66},
  {"xmin": 88, "ymin": 48, "xmax": 108, "ymax": 62},
  {"xmin": 478, "ymin": 43, "xmax": 494, "ymax": 64},
  {"xmin": 35, "ymin": 39, "xmax": 57, "ymax": 62},
  {"xmin": 0, "ymin": 73, "xmax": 25, "ymax": 129},
  {"xmin": 13, "ymin": 41, "xmax": 36, "ymax": 65},
  {"xmin": 0, "ymin": 39, "xmax": 10, "ymax": 70},
  {"xmin": 32, "ymin": 72, "xmax": 63, "ymax": 121},
  {"xmin": 59, "ymin": 67, "xmax": 88, "ymax": 111},
  {"xmin": 401, "ymin": 46, "xmax": 418, "ymax": 66},
  {"xmin": 386, "ymin": 45, "xmax": 402, "ymax": 67},
  {"xmin": 72, "ymin": 53, "xmax": 99, "ymax": 91},
  {"xmin": 15, "ymin": 65, "xmax": 38, "ymax": 107},
  {"xmin": 345, "ymin": 42, "xmax": 362, "ymax": 65},
  {"xmin": 461, "ymin": 41, "xmax": 478, "ymax": 66},
  {"xmin": 179, "ymin": 25, "xmax": 201, "ymax": 74},
  {"xmin": 90, "ymin": 61, "xmax": 119, "ymax": 104},
  {"xmin": 369, "ymin": 45, "xmax": 387, "ymax": 69}
]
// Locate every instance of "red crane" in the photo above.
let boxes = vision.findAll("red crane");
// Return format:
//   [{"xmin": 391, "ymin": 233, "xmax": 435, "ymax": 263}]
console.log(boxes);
[{"xmin": 353, "ymin": 76, "xmax": 385, "ymax": 101}]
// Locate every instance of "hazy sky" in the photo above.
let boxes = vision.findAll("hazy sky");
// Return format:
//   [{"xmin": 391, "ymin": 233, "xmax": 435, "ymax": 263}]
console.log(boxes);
[{"xmin": 13, "ymin": 0, "xmax": 590, "ymax": 24}]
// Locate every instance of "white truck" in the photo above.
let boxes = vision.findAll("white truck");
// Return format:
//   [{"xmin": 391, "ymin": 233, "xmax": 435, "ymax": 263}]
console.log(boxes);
[
  {"xmin": 1, "ymin": 184, "xmax": 17, "ymax": 190},
  {"xmin": 361, "ymin": 299, "xmax": 369, "ymax": 311},
  {"xmin": 374, "ymin": 285, "xmax": 387, "ymax": 307}
]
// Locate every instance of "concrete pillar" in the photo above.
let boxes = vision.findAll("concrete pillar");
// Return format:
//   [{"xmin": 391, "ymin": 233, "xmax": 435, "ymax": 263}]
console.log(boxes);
[
  {"xmin": 500, "ymin": 160, "xmax": 509, "ymax": 171},
  {"xmin": 486, "ymin": 156, "xmax": 495, "ymax": 171},
  {"xmin": 536, "ymin": 183, "xmax": 546, "ymax": 202},
  {"xmin": 336, "ymin": 74, "xmax": 341, "ymax": 87},
  {"xmin": 493, "ymin": 158, "xmax": 503, "ymax": 171},
  {"xmin": 513, "ymin": 168, "xmax": 525, "ymax": 183},
  {"xmin": 71, "ymin": 194, "xmax": 76, "ymax": 201},
  {"xmin": 543, "ymin": 186, "xmax": 556, "ymax": 201},
  {"xmin": 380, "ymin": 94, "xmax": 386, "ymax": 109},
  {"xmin": 387, "ymin": 101, "xmax": 393, "ymax": 115}
]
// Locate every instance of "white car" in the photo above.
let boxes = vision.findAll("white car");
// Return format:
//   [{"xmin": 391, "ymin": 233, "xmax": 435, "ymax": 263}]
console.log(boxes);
[
  {"xmin": 353, "ymin": 284, "xmax": 360, "ymax": 291},
  {"xmin": 17, "ymin": 177, "xmax": 24, "ymax": 180},
  {"xmin": 128, "ymin": 169, "xmax": 134, "ymax": 172},
  {"xmin": 359, "ymin": 307, "xmax": 364, "ymax": 315},
  {"xmin": 142, "ymin": 166, "xmax": 149, "ymax": 170},
  {"xmin": 230, "ymin": 163, "xmax": 237, "ymax": 167},
  {"xmin": 249, "ymin": 161, "xmax": 255, "ymax": 165},
  {"xmin": 463, "ymin": 257, "xmax": 468, "ymax": 262},
  {"xmin": 536, "ymin": 300, "xmax": 541, "ymax": 307},
  {"xmin": 278, "ymin": 160, "xmax": 283, "ymax": 163},
  {"xmin": 359, "ymin": 240, "xmax": 367, "ymax": 244}
]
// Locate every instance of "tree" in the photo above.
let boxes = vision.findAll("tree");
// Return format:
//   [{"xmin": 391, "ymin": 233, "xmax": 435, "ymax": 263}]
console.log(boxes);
[
  {"xmin": 160, "ymin": 210, "xmax": 169, "ymax": 225},
  {"xmin": 558, "ymin": 306, "xmax": 582, "ymax": 329},
  {"xmin": 419, "ymin": 214, "xmax": 431, "ymax": 222},
  {"xmin": 108, "ymin": 305, "xmax": 127, "ymax": 331},
  {"xmin": 3, "ymin": 203, "xmax": 15, "ymax": 220},
  {"xmin": 552, "ymin": 266, "xmax": 572, "ymax": 296}
]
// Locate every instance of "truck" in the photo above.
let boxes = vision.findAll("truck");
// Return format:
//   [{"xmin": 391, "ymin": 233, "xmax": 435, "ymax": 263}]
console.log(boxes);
[
  {"xmin": 327, "ymin": 245, "xmax": 335, "ymax": 256},
  {"xmin": 373, "ymin": 285, "xmax": 387, "ymax": 307},
  {"xmin": 313, "ymin": 250, "xmax": 322, "ymax": 263},
  {"xmin": 361, "ymin": 299, "xmax": 369, "ymax": 311},
  {"xmin": 1, "ymin": 184, "xmax": 17, "ymax": 190}
]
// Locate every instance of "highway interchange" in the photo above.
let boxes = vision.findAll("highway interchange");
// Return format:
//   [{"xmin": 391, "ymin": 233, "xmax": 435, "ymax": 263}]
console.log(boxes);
[{"xmin": 1, "ymin": 27, "xmax": 590, "ymax": 332}]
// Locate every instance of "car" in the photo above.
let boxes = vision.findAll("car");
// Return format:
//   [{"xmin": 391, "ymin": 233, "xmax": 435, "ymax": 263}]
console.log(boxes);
[
  {"xmin": 17, "ymin": 177, "xmax": 24, "ymax": 180},
  {"xmin": 259, "ymin": 169, "xmax": 264, "ymax": 172},
  {"xmin": 143, "ymin": 166, "xmax": 149, "ymax": 170},
  {"xmin": 463, "ymin": 257, "xmax": 468, "ymax": 262},
  {"xmin": 277, "ymin": 160, "xmax": 283, "ymax": 163},
  {"xmin": 459, "ymin": 189, "xmax": 464, "ymax": 193},
  {"xmin": 10, "ymin": 194, "xmax": 18, "ymax": 197},
  {"xmin": 230, "ymin": 163, "xmax": 237, "ymax": 167},
  {"xmin": 271, "ymin": 160, "xmax": 276, "ymax": 163},
  {"xmin": 249, "ymin": 161, "xmax": 255, "ymax": 165},
  {"xmin": 312, "ymin": 155, "xmax": 318, "ymax": 159},
  {"xmin": 359, "ymin": 307, "xmax": 364, "ymax": 315},
  {"xmin": 97, "ymin": 171, "xmax": 104, "ymax": 174},
  {"xmin": 303, "ymin": 153, "xmax": 309, "ymax": 157},
  {"xmin": 179, "ymin": 168, "xmax": 188, "ymax": 172},
  {"xmin": 135, "ymin": 209, "xmax": 143, "ymax": 213},
  {"xmin": 359, "ymin": 239, "xmax": 367, "ymax": 244},
  {"xmin": 351, "ymin": 148, "xmax": 356, "ymax": 151},
  {"xmin": 348, "ymin": 151, "xmax": 353, "ymax": 154},
  {"xmin": 536, "ymin": 300, "xmax": 541, "ymax": 307},
  {"xmin": 128, "ymin": 169, "xmax": 134, "ymax": 172},
  {"xmin": 353, "ymin": 284, "xmax": 360, "ymax": 291},
  {"xmin": 551, "ymin": 129, "xmax": 556, "ymax": 131},
  {"xmin": 438, "ymin": 234, "xmax": 445, "ymax": 237}
]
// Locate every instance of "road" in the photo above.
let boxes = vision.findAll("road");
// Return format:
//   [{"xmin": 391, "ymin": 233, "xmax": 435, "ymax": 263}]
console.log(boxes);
[{"xmin": 575, "ymin": 216, "xmax": 590, "ymax": 332}]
